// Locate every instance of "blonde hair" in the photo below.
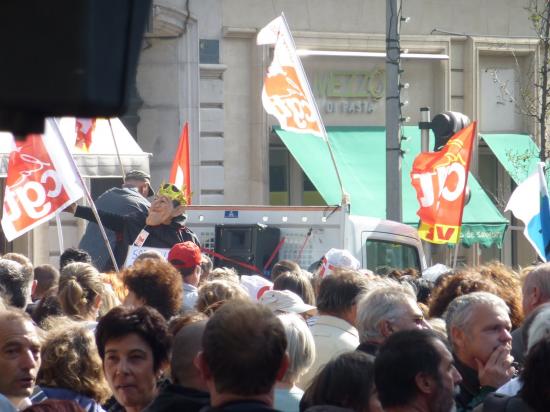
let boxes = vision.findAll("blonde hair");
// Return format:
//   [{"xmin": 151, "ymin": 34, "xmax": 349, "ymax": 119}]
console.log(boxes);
[
  {"xmin": 58, "ymin": 263, "xmax": 104, "ymax": 320},
  {"xmin": 37, "ymin": 324, "xmax": 111, "ymax": 403},
  {"xmin": 98, "ymin": 283, "xmax": 121, "ymax": 317},
  {"xmin": 196, "ymin": 280, "xmax": 249, "ymax": 316},
  {"xmin": 207, "ymin": 267, "xmax": 240, "ymax": 284}
]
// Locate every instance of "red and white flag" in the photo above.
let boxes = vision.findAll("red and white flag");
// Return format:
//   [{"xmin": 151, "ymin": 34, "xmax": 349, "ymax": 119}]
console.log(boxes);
[
  {"xmin": 74, "ymin": 118, "xmax": 96, "ymax": 152},
  {"xmin": 169, "ymin": 121, "xmax": 191, "ymax": 204},
  {"xmin": 257, "ymin": 15, "xmax": 323, "ymax": 138},
  {"xmin": 410, "ymin": 122, "xmax": 477, "ymax": 244},
  {"xmin": 1, "ymin": 119, "xmax": 84, "ymax": 241}
]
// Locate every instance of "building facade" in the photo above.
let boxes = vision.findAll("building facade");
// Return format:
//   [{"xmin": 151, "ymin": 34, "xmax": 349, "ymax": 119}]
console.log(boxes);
[{"xmin": 6, "ymin": 1, "xmax": 541, "ymax": 267}]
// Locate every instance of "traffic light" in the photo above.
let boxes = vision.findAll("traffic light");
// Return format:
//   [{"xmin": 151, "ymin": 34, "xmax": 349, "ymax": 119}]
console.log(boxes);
[{"xmin": 431, "ymin": 111, "xmax": 471, "ymax": 151}]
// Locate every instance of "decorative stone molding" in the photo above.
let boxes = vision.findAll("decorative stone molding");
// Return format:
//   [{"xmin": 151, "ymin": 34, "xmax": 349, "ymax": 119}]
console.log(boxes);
[
  {"xmin": 200, "ymin": 64, "xmax": 228, "ymax": 79},
  {"xmin": 146, "ymin": 3, "xmax": 196, "ymax": 38}
]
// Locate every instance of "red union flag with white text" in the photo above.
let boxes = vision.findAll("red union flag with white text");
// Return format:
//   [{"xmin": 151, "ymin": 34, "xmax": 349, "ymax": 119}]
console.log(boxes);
[
  {"xmin": 257, "ymin": 16, "xmax": 323, "ymax": 138},
  {"xmin": 410, "ymin": 122, "xmax": 477, "ymax": 244},
  {"xmin": 1, "ymin": 119, "xmax": 84, "ymax": 241}
]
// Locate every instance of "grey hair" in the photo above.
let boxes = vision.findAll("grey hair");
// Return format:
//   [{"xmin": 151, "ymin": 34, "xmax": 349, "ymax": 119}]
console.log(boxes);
[
  {"xmin": 277, "ymin": 313, "xmax": 315, "ymax": 383},
  {"xmin": 527, "ymin": 306, "xmax": 550, "ymax": 352},
  {"xmin": 356, "ymin": 284, "xmax": 417, "ymax": 342},
  {"xmin": 524, "ymin": 263, "xmax": 550, "ymax": 301},
  {"xmin": 445, "ymin": 291, "xmax": 509, "ymax": 349}
]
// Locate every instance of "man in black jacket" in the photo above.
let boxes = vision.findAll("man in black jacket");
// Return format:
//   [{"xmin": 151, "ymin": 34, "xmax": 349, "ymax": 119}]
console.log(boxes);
[
  {"xmin": 144, "ymin": 319, "xmax": 210, "ymax": 412},
  {"xmin": 78, "ymin": 169, "xmax": 152, "ymax": 271},
  {"xmin": 67, "ymin": 183, "xmax": 200, "ymax": 268}
]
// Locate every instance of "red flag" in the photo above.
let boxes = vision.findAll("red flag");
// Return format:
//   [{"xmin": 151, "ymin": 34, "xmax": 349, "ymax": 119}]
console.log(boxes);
[
  {"xmin": 410, "ymin": 122, "xmax": 477, "ymax": 244},
  {"xmin": 75, "ymin": 118, "xmax": 96, "ymax": 152},
  {"xmin": 2, "ymin": 119, "xmax": 84, "ymax": 241},
  {"xmin": 169, "ymin": 121, "xmax": 191, "ymax": 204}
]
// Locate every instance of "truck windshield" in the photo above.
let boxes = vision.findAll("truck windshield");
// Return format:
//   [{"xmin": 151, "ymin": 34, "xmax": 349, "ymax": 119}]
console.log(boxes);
[{"xmin": 365, "ymin": 239, "xmax": 420, "ymax": 274}]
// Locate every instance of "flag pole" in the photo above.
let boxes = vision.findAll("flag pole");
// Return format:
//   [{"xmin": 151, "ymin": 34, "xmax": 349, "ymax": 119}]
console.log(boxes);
[
  {"xmin": 280, "ymin": 13, "xmax": 348, "ymax": 205},
  {"xmin": 55, "ymin": 215, "xmax": 64, "ymax": 253},
  {"xmin": 108, "ymin": 119, "xmax": 126, "ymax": 180},
  {"xmin": 51, "ymin": 118, "xmax": 120, "ymax": 273}
]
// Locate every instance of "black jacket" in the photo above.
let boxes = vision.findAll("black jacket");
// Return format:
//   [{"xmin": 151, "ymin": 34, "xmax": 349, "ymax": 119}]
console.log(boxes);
[
  {"xmin": 78, "ymin": 187, "xmax": 150, "ymax": 271},
  {"xmin": 143, "ymin": 384, "xmax": 210, "ymax": 412},
  {"xmin": 454, "ymin": 356, "xmax": 496, "ymax": 411},
  {"xmin": 75, "ymin": 205, "xmax": 200, "ymax": 261}
]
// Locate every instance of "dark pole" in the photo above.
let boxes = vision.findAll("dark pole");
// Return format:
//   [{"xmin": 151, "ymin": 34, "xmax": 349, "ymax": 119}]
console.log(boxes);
[
  {"xmin": 540, "ymin": 4, "xmax": 550, "ymax": 162},
  {"xmin": 386, "ymin": 0, "xmax": 402, "ymax": 222}
]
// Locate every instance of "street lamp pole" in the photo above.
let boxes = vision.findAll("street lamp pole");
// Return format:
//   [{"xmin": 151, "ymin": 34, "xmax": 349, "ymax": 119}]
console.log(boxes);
[{"xmin": 385, "ymin": 0, "xmax": 402, "ymax": 222}]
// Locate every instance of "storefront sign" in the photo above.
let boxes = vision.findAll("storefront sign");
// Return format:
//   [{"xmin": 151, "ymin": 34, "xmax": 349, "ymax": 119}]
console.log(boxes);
[{"xmin": 313, "ymin": 69, "xmax": 385, "ymax": 114}]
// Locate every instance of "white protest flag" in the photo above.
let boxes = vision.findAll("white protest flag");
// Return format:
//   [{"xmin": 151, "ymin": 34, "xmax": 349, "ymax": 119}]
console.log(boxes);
[
  {"xmin": 1, "ymin": 118, "xmax": 84, "ymax": 241},
  {"xmin": 257, "ymin": 15, "xmax": 324, "ymax": 138},
  {"xmin": 505, "ymin": 162, "xmax": 550, "ymax": 262}
]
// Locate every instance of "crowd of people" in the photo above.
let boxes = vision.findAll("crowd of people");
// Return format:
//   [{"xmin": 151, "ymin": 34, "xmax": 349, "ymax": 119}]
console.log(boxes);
[{"xmin": 1, "ymin": 173, "xmax": 550, "ymax": 412}]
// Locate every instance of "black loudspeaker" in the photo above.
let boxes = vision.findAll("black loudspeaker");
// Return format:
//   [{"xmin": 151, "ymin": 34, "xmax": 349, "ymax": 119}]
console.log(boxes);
[
  {"xmin": 215, "ymin": 224, "xmax": 281, "ymax": 276},
  {"xmin": 0, "ymin": 0, "xmax": 151, "ymax": 135}
]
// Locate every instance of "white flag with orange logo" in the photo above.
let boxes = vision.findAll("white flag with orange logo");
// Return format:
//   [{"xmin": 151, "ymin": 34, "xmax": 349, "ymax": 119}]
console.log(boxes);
[
  {"xmin": 1, "ymin": 119, "xmax": 84, "ymax": 241},
  {"xmin": 257, "ymin": 15, "xmax": 323, "ymax": 138}
]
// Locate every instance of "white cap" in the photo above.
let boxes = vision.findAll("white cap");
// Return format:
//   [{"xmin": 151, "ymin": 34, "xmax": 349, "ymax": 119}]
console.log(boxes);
[
  {"xmin": 239, "ymin": 275, "xmax": 273, "ymax": 301},
  {"xmin": 259, "ymin": 289, "xmax": 317, "ymax": 315},
  {"xmin": 319, "ymin": 248, "xmax": 360, "ymax": 278},
  {"xmin": 422, "ymin": 263, "xmax": 451, "ymax": 283}
]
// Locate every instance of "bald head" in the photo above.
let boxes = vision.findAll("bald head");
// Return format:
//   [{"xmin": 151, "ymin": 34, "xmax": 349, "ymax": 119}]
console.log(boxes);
[
  {"xmin": 172, "ymin": 320, "xmax": 207, "ymax": 389},
  {"xmin": 523, "ymin": 264, "xmax": 550, "ymax": 316}
]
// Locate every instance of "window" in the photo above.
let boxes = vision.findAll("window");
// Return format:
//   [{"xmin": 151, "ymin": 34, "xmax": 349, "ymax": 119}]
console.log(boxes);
[
  {"xmin": 365, "ymin": 239, "xmax": 420, "ymax": 274},
  {"xmin": 199, "ymin": 39, "xmax": 219, "ymax": 64},
  {"xmin": 269, "ymin": 147, "xmax": 289, "ymax": 205}
]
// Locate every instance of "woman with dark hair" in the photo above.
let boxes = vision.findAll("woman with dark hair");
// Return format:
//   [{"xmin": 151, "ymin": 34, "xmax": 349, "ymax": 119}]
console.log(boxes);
[
  {"xmin": 95, "ymin": 306, "xmax": 172, "ymax": 412},
  {"xmin": 299, "ymin": 351, "xmax": 383, "ymax": 412}
]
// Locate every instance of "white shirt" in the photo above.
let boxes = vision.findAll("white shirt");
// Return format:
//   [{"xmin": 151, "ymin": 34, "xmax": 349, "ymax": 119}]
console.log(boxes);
[
  {"xmin": 182, "ymin": 282, "xmax": 199, "ymax": 312},
  {"xmin": 296, "ymin": 314, "xmax": 359, "ymax": 389}
]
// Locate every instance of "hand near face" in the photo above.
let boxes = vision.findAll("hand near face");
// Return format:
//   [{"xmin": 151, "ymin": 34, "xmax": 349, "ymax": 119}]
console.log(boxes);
[{"xmin": 475, "ymin": 345, "xmax": 515, "ymax": 388}]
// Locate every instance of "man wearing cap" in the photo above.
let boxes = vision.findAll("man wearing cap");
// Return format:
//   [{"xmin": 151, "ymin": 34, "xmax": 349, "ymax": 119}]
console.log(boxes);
[
  {"xmin": 67, "ymin": 183, "xmax": 200, "ymax": 268},
  {"xmin": 168, "ymin": 241, "xmax": 202, "ymax": 312},
  {"xmin": 78, "ymin": 170, "xmax": 154, "ymax": 271}
]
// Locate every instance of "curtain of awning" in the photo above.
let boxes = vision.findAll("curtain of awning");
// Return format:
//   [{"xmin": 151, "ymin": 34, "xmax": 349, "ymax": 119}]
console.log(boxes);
[{"xmin": 275, "ymin": 126, "xmax": 508, "ymax": 248}]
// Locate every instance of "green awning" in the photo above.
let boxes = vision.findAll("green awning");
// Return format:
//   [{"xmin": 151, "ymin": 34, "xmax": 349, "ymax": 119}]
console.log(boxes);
[
  {"xmin": 480, "ymin": 133, "xmax": 539, "ymax": 185},
  {"xmin": 275, "ymin": 126, "xmax": 508, "ymax": 248}
]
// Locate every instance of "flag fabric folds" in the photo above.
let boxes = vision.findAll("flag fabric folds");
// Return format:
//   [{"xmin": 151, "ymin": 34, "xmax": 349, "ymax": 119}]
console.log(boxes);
[
  {"xmin": 74, "ymin": 118, "xmax": 96, "ymax": 152},
  {"xmin": 257, "ymin": 15, "xmax": 323, "ymax": 138},
  {"xmin": 505, "ymin": 162, "xmax": 550, "ymax": 262},
  {"xmin": 169, "ymin": 121, "xmax": 191, "ymax": 204},
  {"xmin": 1, "ymin": 119, "xmax": 84, "ymax": 241},
  {"xmin": 410, "ymin": 122, "xmax": 477, "ymax": 244}
]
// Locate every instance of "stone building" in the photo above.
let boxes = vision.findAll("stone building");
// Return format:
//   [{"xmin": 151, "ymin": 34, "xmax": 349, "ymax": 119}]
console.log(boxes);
[
  {"xmin": 129, "ymin": 0, "xmax": 540, "ymax": 268},
  {"xmin": 2, "ymin": 1, "xmax": 544, "ymax": 268}
]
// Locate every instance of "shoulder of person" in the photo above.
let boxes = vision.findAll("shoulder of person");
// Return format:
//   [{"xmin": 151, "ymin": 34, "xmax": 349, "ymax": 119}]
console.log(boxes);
[{"xmin": 482, "ymin": 393, "xmax": 535, "ymax": 412}]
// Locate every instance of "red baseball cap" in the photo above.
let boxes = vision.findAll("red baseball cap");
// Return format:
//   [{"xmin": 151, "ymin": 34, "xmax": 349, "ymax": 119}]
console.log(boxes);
[{"xmin": 168, "ymin": 241, "xmax": 202, "ymax": 269}]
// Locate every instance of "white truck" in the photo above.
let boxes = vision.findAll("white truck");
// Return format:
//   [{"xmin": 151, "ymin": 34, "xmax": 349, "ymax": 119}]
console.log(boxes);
[{"xmin": 185, "ymin": 205, "xmax": 427, "ymax": 275}]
